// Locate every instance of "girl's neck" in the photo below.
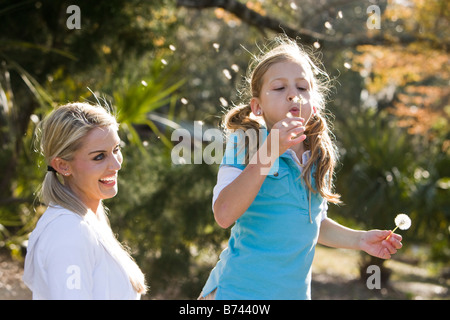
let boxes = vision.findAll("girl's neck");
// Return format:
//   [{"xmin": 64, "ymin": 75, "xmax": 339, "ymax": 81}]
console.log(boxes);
[{"xmin": 289, "ymin": 142, "xmax": 307, "ymax": 164}]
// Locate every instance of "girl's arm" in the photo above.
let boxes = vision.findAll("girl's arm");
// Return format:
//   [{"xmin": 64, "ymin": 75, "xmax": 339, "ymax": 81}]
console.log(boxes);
[
  {"xmin": 318, "ymin": 218, "xmax": 403, "ymax": 259},
  {"xmin": 214, "ymin": 117, "xmax": 306, "ymax": 229},
  {"xmin": 213, "ymin": 138, "xmax": 276, "ymax": 228}
]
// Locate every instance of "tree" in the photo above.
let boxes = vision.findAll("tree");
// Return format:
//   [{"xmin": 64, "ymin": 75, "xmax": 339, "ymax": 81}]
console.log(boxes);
[{"xmin": 0, "ymin": 0, "xmax": 179, "ymax": 253}]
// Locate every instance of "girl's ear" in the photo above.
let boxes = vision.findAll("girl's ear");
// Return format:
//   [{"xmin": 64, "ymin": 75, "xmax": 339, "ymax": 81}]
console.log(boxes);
[
  {"xmin": 51, "ymin": 157, "xmax": 71, "ymax": 176},
  {"xmin": 250, "ymin": 97, "xmax": 262, "ymax": 116}
]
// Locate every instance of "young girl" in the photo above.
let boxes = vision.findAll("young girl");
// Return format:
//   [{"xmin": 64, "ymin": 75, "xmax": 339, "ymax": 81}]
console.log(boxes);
[
  {"xmin": 200, "ymin": 36, "xmax": 403, "ymax": 300},
  {"xmin": 23, "ymin": 103, "xmax": 147, "ymax": 299}
]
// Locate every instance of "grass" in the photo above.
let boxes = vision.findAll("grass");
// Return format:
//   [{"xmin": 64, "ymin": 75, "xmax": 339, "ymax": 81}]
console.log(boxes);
[
  {"xmin": 1, "ymin": 243, "xmax": 449, "ymax": 300},
  {"xmin": 312, "ymin": 244, "xmax": 450, "ymax": 300}
]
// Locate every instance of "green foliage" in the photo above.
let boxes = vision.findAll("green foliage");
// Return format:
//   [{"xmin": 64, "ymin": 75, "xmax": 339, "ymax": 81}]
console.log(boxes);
[
  {"xmin": 113, "ymin": 58, "xmax": 185, "ymax": 151},
  {"xmin": 332, "ymin": 106, "xmax": 450, "ymax": 262},
  {"xmin": 333, "ymin": 109, "xmax": 417, "ymax": 229}
]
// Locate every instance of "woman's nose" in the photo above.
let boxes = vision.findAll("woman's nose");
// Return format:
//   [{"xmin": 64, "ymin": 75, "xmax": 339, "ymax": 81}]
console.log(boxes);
[{"xmin": 109, "ymin": 153, "xmax": 122, "ymax": 171}]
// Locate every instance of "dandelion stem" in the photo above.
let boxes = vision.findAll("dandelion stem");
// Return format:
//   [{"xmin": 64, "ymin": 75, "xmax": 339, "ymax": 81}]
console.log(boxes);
[{"xmin": 386, "ymin": 226, "xmax": 399, "ymax": 240}]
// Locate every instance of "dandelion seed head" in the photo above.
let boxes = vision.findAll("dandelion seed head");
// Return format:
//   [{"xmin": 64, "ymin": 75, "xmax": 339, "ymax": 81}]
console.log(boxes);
[{"xmin": 395, "ymin": 213, "xmax": 411, "ymax": 230}]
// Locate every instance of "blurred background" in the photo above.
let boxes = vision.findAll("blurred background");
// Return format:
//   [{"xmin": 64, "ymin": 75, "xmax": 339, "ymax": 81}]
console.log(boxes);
[{"xmin": 0, "ymin": 0, "xmax": 448, "ymax": 299}]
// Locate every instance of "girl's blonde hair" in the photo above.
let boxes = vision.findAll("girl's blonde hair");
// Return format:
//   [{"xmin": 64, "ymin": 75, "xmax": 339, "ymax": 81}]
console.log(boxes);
[
  {"xmin": 224, "ymin": 35, "xmax": 341, "ymax": 204},
  {"xmin": 36, "ymin": 102, "xmax": 147, "ymax": 294}
]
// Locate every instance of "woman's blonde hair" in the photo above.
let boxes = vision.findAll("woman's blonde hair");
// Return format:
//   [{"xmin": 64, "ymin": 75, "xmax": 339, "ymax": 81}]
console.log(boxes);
[
  {"xmin": 224, "ymin": 35, "xmax": 341, "ymax": 204},
  {"xmin": 36, "ymin": 102, "xmax": 147, "ymax": 294}
]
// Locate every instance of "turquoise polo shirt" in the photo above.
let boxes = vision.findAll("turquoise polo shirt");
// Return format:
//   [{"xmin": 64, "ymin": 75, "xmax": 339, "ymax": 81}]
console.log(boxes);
[{"xmin": 202, "ymin": 130, "xmax": 326, "ymax": 300}]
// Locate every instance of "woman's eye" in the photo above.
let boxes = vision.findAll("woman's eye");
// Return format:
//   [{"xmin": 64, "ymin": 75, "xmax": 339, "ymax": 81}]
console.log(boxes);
[{"xmin": 93, "ymin": 153, "xmax": 105, "ymax": 161}]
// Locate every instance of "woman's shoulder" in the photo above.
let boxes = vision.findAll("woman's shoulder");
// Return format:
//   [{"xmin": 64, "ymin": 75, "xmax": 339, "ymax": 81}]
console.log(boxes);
[
  {"xmin": 41, "ymin": 205, "xmax": 85, "ymax": 230},
  {"xmin": 35, "ymin": 206, "xmax": 98, "ymax": 249}
]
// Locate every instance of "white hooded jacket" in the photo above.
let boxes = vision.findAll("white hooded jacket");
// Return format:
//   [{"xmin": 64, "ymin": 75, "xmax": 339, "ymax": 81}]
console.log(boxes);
[{"xmin": 23, "ymin": 205, "xmax": 139, "ymax": 300}]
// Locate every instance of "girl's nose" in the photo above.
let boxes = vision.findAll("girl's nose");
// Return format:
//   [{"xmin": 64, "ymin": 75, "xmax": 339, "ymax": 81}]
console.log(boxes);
[
  {"xmin": 287, "ymin": 87, "xmax": 298, "ymax": 102},
  {"xmin": 287, "ymin": 93, "xmax": 298, "ymax": 102}
]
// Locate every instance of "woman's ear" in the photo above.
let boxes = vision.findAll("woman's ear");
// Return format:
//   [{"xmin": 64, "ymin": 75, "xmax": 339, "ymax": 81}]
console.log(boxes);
[
  {"xmin": 250, "ymin": 97, "xmax": 262, "ymax": 116},
  {"xmin": 51, "ymin": 157, "xmax": 71, "ymax": 176}
]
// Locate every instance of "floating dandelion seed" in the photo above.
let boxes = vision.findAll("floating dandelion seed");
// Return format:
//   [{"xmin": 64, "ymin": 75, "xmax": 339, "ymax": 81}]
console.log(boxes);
[
  {"xmin": 212, "ymin": 43, "xmax": 220, "ymax": 52},
  {"xmin": 30, "ymin": 114, "xmax": 40, "ymax": 124},
  {"xmin": 219, "ymin": 97, "xmax": 228, "ymax": 107},
  {"xmin": 292, "ymin": 96, "xmax": 302, "ymax": 104},
  {"xmin": 387, "ymin": 213, "xmax": 411, "ymax": 240},
  {"xmin": 222, "ymin": 69, "xmax": 232, "ymax": 80}
]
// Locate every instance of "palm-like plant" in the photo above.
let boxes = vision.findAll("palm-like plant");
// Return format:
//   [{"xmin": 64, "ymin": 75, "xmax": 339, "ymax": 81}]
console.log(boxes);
[
  {"xmin": 333, "ymin": 108, "xmax": 417, "ymax": 282},
  {"xmin": 335, "ymin": 108, "xmax": 416, "ymax": 228},
  {"xmin": 112, "ymin": 58, "xmax": 185, "ymax": 153}
]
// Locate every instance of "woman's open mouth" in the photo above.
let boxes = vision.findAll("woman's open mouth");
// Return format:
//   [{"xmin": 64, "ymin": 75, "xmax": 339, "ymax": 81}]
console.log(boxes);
[{"xmin": 99, "ymin": 175, "xmax": 117, "ymax": 186}]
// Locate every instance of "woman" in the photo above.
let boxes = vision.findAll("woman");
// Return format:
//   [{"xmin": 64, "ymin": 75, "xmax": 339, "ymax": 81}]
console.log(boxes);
[{"xmin": 23, "ymin": 102, "xmax": 147, "ymax": 299}]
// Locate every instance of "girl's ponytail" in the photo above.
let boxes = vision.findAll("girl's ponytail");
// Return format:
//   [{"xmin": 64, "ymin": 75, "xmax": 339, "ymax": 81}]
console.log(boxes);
[
  {"xmin": 223, "ymin": 104, "xmax": 261, "ymax": 132},
  {"xmin": 303, "ymin": 113, "xmax": 341, "ymax": 204}
]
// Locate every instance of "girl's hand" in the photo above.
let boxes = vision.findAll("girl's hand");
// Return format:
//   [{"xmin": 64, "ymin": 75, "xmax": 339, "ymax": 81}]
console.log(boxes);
[
  {"xmin": 359, "ymin": 230, "xmax": 403, "ymax": 259},
  {"xmin": 268, "ymin": 117, "xmax": 306, "ymax": 156}
]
